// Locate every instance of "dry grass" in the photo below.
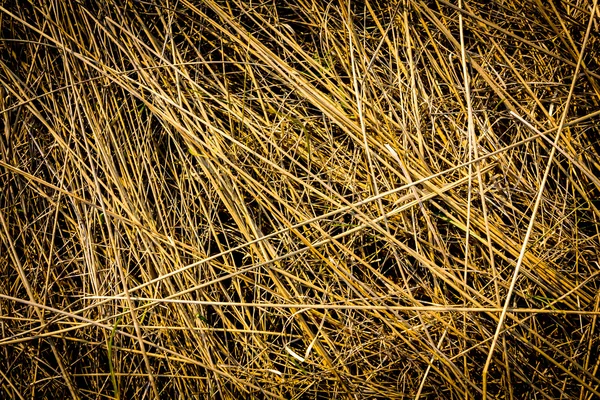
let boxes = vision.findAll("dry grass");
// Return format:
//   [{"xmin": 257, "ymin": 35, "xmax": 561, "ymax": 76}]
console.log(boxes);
[{"xmin": 1, "ymin": 0, "xmax": 599, "ymax": 398}]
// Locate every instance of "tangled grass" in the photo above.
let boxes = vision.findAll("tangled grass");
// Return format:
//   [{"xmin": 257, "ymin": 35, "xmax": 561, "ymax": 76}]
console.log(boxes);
[{"xmin": 1, "ymin": 0, "xmax": 599, "ymax": 398}]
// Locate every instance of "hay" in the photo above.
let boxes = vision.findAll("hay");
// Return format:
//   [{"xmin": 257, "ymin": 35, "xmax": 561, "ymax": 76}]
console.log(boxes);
[{"xmin": 1, "ymin": 0, "xmax": 599, "ymax": 398}]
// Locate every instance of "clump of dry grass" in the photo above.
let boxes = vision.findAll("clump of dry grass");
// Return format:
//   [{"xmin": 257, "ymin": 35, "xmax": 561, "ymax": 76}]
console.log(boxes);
[{"xmin": 1, "ymin": 0, "xmax": 599, "ymax": 398}]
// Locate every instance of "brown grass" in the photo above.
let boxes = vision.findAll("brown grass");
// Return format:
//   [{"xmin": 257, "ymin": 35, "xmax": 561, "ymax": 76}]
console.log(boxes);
[{"xmin": 1, "ymin": 0, "xmax": 599, "ymax": 398}]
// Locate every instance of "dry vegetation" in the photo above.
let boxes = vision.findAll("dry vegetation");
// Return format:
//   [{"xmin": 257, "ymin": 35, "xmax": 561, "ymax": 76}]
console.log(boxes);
[{"xmin": 1, "ymin": 0, "xmax": 599, "ymax": 398}]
